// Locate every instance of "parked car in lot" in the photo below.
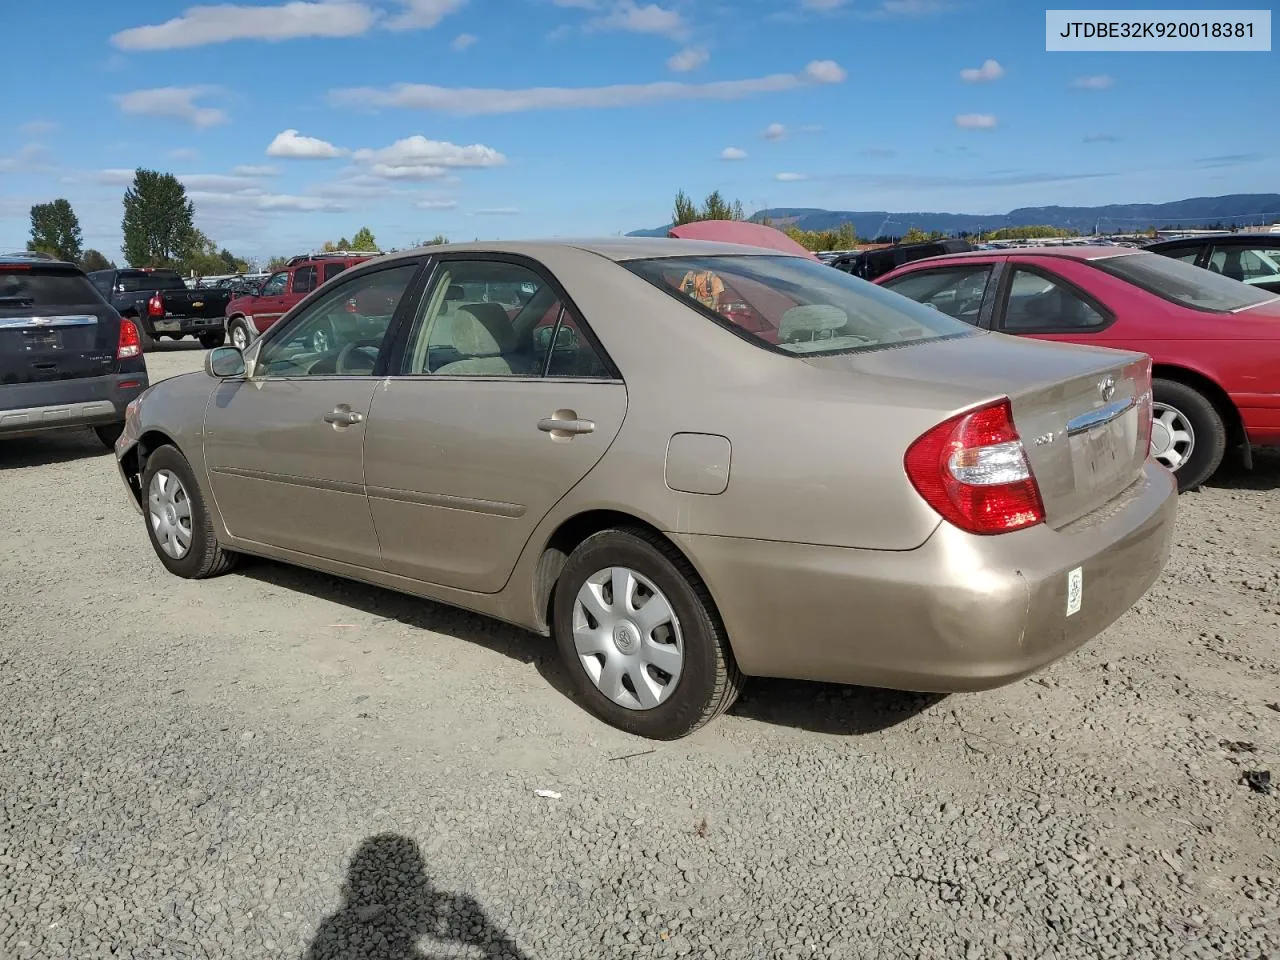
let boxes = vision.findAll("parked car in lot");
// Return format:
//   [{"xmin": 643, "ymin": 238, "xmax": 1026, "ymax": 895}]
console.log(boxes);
[
  {"xmin": 1144, "ymin": 233, "xmax": 1280, "ymax": 294},
  {"xmin": 88, "ymin": 267, "xmax": 231, "ymax": 350},
  {"xmin": 1, "ymin": 254, "xmax": 148, "ymax": 448},
  {"xmin": 828, "ymin": 239, "xmax": 974, "ymax": 282},
  {"xmin": 224, "ymin": 252, "xmax": 373, "ymax": 350},
  {"xmin": 116, "ymin": 239, "xmax": 1175, "ymax": 739},
  {"xmin": 875, "ymin": 247, "xmax": 1280, "ymax": 491}
]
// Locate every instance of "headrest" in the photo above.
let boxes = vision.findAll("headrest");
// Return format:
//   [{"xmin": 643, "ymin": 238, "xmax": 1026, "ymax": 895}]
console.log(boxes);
[
  {"xmin": 778, "ymin": 303, "xmax": 848, "ymax": 342},
  {"xmin": 450, "ymin": 302, "xmax": 517, "ymax": 355}
]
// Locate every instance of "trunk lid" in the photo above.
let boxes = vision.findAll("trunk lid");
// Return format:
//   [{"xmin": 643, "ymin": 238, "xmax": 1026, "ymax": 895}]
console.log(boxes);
[
  {"xmin": 0, "ymin": 264, "xmax": 120, "ymax": 400},
  {"xmin": 804, "ymin": 331, "xmax": 1152, "ymax": 529}
]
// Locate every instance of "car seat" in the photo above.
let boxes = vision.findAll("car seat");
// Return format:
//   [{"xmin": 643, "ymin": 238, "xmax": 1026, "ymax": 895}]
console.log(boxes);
[{"xmin": 434, "ymin": 303, "xmax": 539, "ymax": 376}]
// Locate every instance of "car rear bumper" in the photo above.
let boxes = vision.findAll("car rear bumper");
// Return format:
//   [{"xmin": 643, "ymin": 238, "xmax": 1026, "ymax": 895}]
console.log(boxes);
[
  {"xmin": 673, "ymin": 461, "xmax": 1177, "ymax": 692},
  {"xmin": 146, "ymin": 315, "xmax": 224, "ymax": 336},
  {"xmin": 0, "ymin": 373, "xmax": 149, "ymax": 439}
]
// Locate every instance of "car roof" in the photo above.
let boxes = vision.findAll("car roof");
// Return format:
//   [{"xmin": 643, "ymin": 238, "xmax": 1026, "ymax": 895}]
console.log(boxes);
[
  {"xmin": 370, "ymin": 237, "xmax": 804, "ymax": 266},
  {"xmin": 1150, "ymin": 233, "xmax": 1280, "ymax": 248},
  {"xmin": 901, "ymin": 246, "xmax": 1143, "ymax": 265},
  {"xmin": 1, "ymin": 253, "xmax": 79, "ymax": 268}
]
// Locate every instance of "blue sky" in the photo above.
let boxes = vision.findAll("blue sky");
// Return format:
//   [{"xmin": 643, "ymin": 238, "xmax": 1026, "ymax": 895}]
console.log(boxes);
[{"xmin": 2, "ymin": 0, "xmax": 1276, "ymax": 264}]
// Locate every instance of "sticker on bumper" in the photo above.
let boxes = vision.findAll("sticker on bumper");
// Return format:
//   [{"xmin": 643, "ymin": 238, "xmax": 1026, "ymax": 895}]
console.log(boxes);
[{"xmin": 1066, "ymin": 566, "xmax": 1083, "ymax": 617}]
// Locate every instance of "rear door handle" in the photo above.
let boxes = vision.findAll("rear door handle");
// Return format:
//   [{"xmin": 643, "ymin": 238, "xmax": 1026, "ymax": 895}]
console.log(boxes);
[
  {"xmin": 323, "ymin": 406, "xmax": 365, "ymax": 426},
  {"xmin": 538, "ymin": 416, "xmax": 595, "ymax": 436}
]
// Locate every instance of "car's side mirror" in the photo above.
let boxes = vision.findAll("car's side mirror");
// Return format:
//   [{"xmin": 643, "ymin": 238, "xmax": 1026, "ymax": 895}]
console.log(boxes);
[{"xmin": 205, "ymin": 346, "xmax": 246, "ymax": 379}]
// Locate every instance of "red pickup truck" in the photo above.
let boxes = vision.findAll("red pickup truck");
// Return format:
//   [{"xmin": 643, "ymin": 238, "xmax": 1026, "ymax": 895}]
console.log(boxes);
[{"xmin": 224, "ymin": 251, "xmax": 375, "ymax": 350}]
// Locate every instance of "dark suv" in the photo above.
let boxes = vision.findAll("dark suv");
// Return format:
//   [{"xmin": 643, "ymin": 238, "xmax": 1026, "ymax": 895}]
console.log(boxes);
[
  {"xmin": 828, "ymin": 239, "xmax": 974, "ymax": 282},
  {"xmin": 1, "ymin": 255, "xmax": 148, "ymax": 449}
]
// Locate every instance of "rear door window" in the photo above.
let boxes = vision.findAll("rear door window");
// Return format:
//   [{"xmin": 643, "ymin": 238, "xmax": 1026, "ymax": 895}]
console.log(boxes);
[
  {"xmin": 115, "ymin": 270, "xmax": 187, "ymax": 292},
  {"xmin": 999, "ymin": 267, "xmax": 1109, "ymax": 332},
  {"xmin": 1208, "ymin": 246, "xmax": 1280, "ymax": 286},
  {"xmin": 323, "ymin": 262, "xmax": 347, "ymax": 283},
  {"xmin": 293, "ymin": 265, "xmax": 318, "ymax": 294}
]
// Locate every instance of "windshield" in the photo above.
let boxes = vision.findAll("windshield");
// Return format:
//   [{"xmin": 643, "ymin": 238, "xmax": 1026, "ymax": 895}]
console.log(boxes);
[
  {"xmin": 1091, "ymin": 252, "xmax": 1277, "ymax": 313},
  {"xmin": 625, "ymin": 255, "xmax": 974, "ymax": 356},
  {"xmin": 116, "ymin": 270, "xmax": 188, "ymax": 293},
  {"xmin": 0, "ymin": 265, "xmax": 102, "ymax": 308}
]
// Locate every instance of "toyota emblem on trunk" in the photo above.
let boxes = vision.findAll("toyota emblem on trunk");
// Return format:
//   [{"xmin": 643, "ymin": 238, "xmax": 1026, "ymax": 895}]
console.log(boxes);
[{"xmin": 1098, "ymin": 377, "xmax": 1116, "ymax": 402}]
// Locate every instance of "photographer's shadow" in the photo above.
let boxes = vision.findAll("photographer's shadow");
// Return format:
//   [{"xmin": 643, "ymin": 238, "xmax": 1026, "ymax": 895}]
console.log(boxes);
[{"xmin": 303, "ymin": 834, "xmax": 530, "ymax": 960}]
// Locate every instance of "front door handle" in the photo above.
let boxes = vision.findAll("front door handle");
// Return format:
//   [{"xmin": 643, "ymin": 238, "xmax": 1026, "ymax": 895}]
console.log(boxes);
[
  {"xmin": 538, "ymin": 414, "xmax": 595, "ymax": 437},
  {"xmin": 323, "ymin": 405, "xmax": 365, "ymax": 426}
]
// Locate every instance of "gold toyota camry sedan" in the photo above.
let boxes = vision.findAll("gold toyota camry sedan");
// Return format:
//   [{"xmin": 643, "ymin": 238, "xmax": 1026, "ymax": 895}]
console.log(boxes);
[{"xmin": 115, "ymin": 239, "xmax": 1177, "ymax": 739}]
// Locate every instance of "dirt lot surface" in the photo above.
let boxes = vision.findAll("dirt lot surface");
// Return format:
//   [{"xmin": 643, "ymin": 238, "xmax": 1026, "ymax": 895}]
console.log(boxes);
[{"xmin": 2, "ymin": 343, "xmax": 1278, "ymax": 960}]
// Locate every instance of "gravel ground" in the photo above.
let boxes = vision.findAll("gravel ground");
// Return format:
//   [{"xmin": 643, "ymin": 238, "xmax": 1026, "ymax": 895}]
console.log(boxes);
[{"xmin": 2, "ymin": 344, "xmax": 1277, "ymax": 960}]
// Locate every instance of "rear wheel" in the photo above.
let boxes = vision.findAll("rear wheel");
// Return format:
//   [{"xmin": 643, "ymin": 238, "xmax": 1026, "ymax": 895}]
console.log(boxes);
[
  {"xmin": 140, "ymin": 444, "xmax": 238, "ymax": 579},
  {"xmin": 198, "ymin": 330, "xmax": 226, "ymax": 349},
  {"xmin": 552, "ymin": 528, "xmax": 741, "ymax": 740},
  {"xmin": 94, "ymin": 423, "xmax": 124, "ymax": 449},
  {"xmin": 1151, "ymin": 378, "xmax": 1226, "ymax": 492},
  {"xmin": 309, "ymin": 319, "xmax": 334, "ymax": 353},
  {"xmin": 128, "ymin": 315, "xmax": 156, "ymax": 352},
  {"xmin": 228, "ymin": 318, "xmax": 252, "ymax": 350}
]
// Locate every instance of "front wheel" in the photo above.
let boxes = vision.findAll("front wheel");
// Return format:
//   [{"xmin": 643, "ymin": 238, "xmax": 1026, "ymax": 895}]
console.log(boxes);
[
  {"xmin": 198, "ymin": 330, "xmax": 226, "ymax": 349},
  {"xmin": 1150, "ymin": 378, "xmax": 1227, "ymax": 493},
  {"xmin": 140, "ymin": 444, "xmax": 238, "ymax": 579},
  {"xmin": 552, "ymin": 528, "xmax": 741, "ymax": 740},
  {"xmin": 228, "ymin": 318, "xmax": 252, "ymax": 351}
]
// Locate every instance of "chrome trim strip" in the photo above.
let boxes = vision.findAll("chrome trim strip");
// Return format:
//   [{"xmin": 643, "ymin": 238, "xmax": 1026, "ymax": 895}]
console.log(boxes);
[
  {"xmin": 1066, "ymin": 396, "xmax": 1135, "ymax": 436},
  {"xmin": 0, "ymin": 314, "xmax": 98, "ymax": 329},
  {"xmin": 367, "ymin": 485, "xmax": 526, "ymax": 518}
]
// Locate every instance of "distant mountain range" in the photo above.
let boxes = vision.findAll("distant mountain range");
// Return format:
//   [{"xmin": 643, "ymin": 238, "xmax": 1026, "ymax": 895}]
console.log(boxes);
[{"xmin": 627, "ymin": 193, "xmax": 1280, "ymax": 239}]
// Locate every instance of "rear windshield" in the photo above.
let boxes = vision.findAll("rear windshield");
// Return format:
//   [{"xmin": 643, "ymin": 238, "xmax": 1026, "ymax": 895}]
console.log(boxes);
[
  {"xmin": 116, "ymin": 269, "xmax": 188, "ymax": 292},
  {"xmin": 625, "ymin": 255, "xmax": 974, "ymax": 355},
  {"xmin": 0, "ymin": 266, "xmax": 103, "ymax": 308},
  {"xmin": 1091, "ymin": 251, "xmax": 1277, "ymax": 313}
]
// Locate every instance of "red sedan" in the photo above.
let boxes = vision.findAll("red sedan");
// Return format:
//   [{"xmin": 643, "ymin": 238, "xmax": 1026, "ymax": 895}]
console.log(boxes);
[{"xmin": 875, "ymin": 247, "xmax": 1280, "ymax": 491}]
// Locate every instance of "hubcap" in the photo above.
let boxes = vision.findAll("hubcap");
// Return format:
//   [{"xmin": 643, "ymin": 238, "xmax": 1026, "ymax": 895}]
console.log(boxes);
[
  {"xmin": 1150, "ymin": 402, "xmax": 1195, "ymax": 471},
  {"xmin": 311, "ymin": 326, "xmax": 330, "ymax": 353},
  {"xmin": 572, "ymin": 567, "xmax": 683, "ymax": 711},
  {"xmin": 231, "ymin": 325, "xmax": 248, "ymax": 349},
  {"xmin": 148, "ymin": 469, "xmax": 193, "ymax": 559}
]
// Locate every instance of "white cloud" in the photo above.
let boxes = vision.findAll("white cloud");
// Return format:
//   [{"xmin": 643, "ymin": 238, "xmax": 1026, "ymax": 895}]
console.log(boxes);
[
  {"xmin": 451, "ymin": 32, "xmax": 477, "ymax": 50},
  {"xmin": 667, "ymin": 46, "xmax": 708, "ymax": 72},
  {"xmin": 115, "ymin": 87, "xmax": 227, "ymax": 127},
  {"xmin": 590, "ymin": 1, "xmax": 683, "ymax": 37},
  {"xmin": 470, "ymin": 207, "xmax": 520, "ymax": 216},
  {"xmin": 0, "ymin": 143, "xmax": 51, "ymax": 173},
  {"xmin": 960, "ymin": 58, "xmax": 1003, "ymax": 83},
  {"xmin": 415, "ymin": 198, "xmax": 458, "ymax": 209},
  {"xmin": 720, "ymin": 146, "xmax": 747, "ymax": 160},
  {"xmin": 553, "ymin": 0, "xmax": 598, "ymax": 6},
  {"xmin": 804, "ymin": 60, "xmax": 846, "ymax": 83},
  {"xmin": 955, "ymin": 112, "xmax": 997, "ymax": 129},
  {"xmin": 775, "ymin": 172, "xmax": 807, "ymax": 181},
  {"xmin": 1073, "ymin": 74, "xmax": 1114, "ymax": 90},
  {"xmin": 19, "ymin": 120, "xmax": 58, "ymax": 137},
  {"xmin": 168, "ymin": 147, "xmax": 200, "ymax": 162},
  {"xmin": 178, "ymin": 173, "xmax": 259, "ymax": 191},
  {"xmin": 762, "ymin": 122, "xmax": 787, "ymax": 140},
  {"xmin": 351, "ymin": 135, "xmax": 507, "ymax": 180},
  {"xmin": 330, "ymin": 61, "xmax": 847, "ymax": 114},
  {"xmin": 801, "ymin": 0, "xmax": 845, "ymax": 8},
  {"xmin": 266, "ymin": 129, "xmax": 349, "ymax": 158},
  {"xmin": 111, "ymin": 2, "xmax": 377, "ymax": 50},
  {"xmin": 188, "ymin": 189, "xmax": 347, "ymax": 212},
  {"xmin": 93, "ymin": 169, "xmax": 139, "ymax": 185},
  {"xmin": 385, "ymin": 0, "xmax": 467, "ymax": 31},
  {"xmin": 233, "ymin": 164, "xmax": 279, "ymax": 176}
]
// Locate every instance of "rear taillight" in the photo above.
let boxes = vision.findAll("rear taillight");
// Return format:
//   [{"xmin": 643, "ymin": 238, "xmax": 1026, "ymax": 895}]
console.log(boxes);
[
  {"xmin": 904, "ymin": 397, "xmax": 1046, "ymax": 535},
  {"xmin": 148, "ymin": 294, "xmax": 164, "ymax": 317},
  {"xmin": 117, "ymin": 318, "xmax": 142, "ymax": 359}
]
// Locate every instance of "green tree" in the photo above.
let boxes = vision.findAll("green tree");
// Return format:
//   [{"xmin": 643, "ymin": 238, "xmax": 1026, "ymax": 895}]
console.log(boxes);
[
  {"xmin": 984, "ymin": 225, "xmax": 1079, "ymax": 241},
  {"xmin": 121, "ymin": 169, "xmax": 196, "ymax": 268},
  {"xmin": 350, "ymin": 227, "xmax": 378, "ymax": 251},
  {"xmin": 267, "ymin": 255, "xmax": 290, "ymax": 271},
  {"xmin": 900, "ymin": 227, "xmax": 946, "ymax": 244},
  {"xmin": 672, "ymin": 189, "xmax": 699, "ymax": 227},
  {"xmin": 27, "ymin": 199, "xmax": 84, "ymax": 262},
  {"xmin": 80, "ymin": 249, "xmax": 115, "ymax": 272},
  {"xmin": 218, "ymin": 248, "xmax": 249, "ymax": 273},
  {"xmin": 423, "ymin": 234, "xmax": 448, "ymax": 246}
]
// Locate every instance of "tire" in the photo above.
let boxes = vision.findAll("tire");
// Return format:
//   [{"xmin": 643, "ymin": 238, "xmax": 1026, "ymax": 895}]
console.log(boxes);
[
  {"xmin": 552, "ymin": 527, "xmax": 742, "ymax": 740},
  {"xmin": 1151, "ymin": 378, "xmax": 1227, "ymax": 493},
  {"xmin": 140, "ymin": 444, "xmax": 238, "ymax": 579},
  {"xmin": 199, "ymin": 330, "xmax": 226, "ymax": 349},
  {"xmin": 129, "ymin": 315, "xmax": 156, "ymax": 352},
  {"xmin": 168, "ymin": 334, "xmax": 185, "ymax": 341},
  {"xmin": 228, "ymin": 318, "xmax": 252, "ymax": 351},
  {"xmin": 309, "ymin": 319, "xmax": 334, "ymax": 353},
  {"xmin": 94, "ymin": 423, "xmax": 124, "ymax": 449}
]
